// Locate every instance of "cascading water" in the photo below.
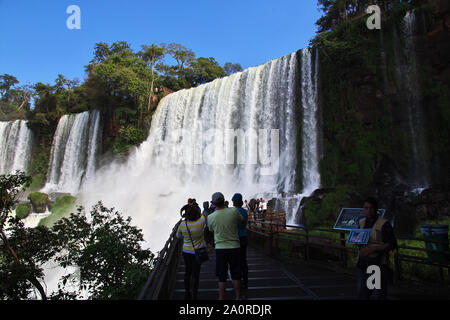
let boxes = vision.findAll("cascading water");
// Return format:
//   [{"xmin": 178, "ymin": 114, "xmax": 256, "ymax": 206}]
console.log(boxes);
[
  {"xmin": 0, "ymin": 120, "xmax": 33, "ymax": 175},
  {"xmin": 403, "ymin": 11, "xmax": 429, "ymax": 189},
  {"xmin": 300, "ymin": 48, "xmax": 321, "ymax": 195},
  {"xmin": 282, "ymin": 48, "xmax": 321, "ymax": 226},
  {"xmin": 144, "ymin": 53, "xmax": 298, "ymax": 190},
  {"xmin": 79, "ymin": 49, "xmax": 321, "ymax": 252},
  {"xmin": 393, "ymin": 11, "xmax": 429, "ymax": 190},
  {"xmin": 42, "ymin": 110, "xmax": 101, "ymax": 194}
]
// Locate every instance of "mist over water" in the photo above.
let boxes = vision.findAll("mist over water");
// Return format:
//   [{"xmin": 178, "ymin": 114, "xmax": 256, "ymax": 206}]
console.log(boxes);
[
  {"xmin": 1, "ymin": 51, "xmax": 321, "ymax": 296},
  {"xmin": 78, "ymin": 50, "xmax": 322, "ymax": 251},
  {"xmin": 1, "ymin": 50, "xmax": 322, "ymax": 254},
  {"xmin": 0, "ymin": 49, "xmax": 320, "ymax": 294},
  {"xmin": 79, "ymin": 50, "xmax": 320, "ymax": 249}
]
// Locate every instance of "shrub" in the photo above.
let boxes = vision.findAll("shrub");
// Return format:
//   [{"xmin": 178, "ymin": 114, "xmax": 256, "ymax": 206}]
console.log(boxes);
[
  {"xmin": 27, "ymin": 192, "xmax": 49, "ymax": 213},
  {"xmin": 112, "ymin": 125, "xmax": 146, "ymax": 157},
  {"xmin": 304, "ymin": 186, "xmax": 350, "ymax": 228},
  {"xmin": 28, "ymin": 173, "xmax": 45, "ymax": 192},
  {"xmin": 15, "ymin": 204, "xmax": 30, "ymax": 219}
]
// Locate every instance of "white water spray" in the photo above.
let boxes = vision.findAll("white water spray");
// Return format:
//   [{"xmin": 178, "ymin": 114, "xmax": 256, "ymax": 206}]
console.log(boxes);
[{"xmin": 79, "ymin": 52, "xmax": 314, "ymax": 252}]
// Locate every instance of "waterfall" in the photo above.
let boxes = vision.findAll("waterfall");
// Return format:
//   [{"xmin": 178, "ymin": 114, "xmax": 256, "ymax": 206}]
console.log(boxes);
[
  {"xmin": 79, "ymin": 49, "xmax": 321, "ymax": 251},
  {"xmin": 85, "ymin": 109, "xmax": 101, "ymax": 181},
  {"xmin": 403, "ymin": 11, "xmax": 429, "ymax": 188},
  {"xmin": 393, "ymin": 11, "xmax": 429, "ymax": 188},
  {"xmin": 283, "ymin": 48, "xmax": 321, "ymax": 226},
  {"xmin": 300, "ymin": 48, "xmax": 321, "ymax": 195},
  {"xmin": 42, "ymin": 110, "xmax": 101, "ymax": 194},
  {"xmin": 0, "ymin": 120, "xmax": 33, "ymax": 175},
  {"xmin": 137, "ymin": 52, "xmax": 299, "ymax": 192}
]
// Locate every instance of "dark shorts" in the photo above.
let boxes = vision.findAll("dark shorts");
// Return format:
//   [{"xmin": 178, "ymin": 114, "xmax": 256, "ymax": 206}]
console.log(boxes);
[{"xmin": 215, "ymin": 248, "xmax": 241, "ymax": 282}]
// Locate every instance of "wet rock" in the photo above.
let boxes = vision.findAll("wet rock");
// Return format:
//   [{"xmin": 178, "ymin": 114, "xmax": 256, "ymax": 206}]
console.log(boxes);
[{"xmin": 27, "ymin": 192, "xmax": 50, "ymax": 213}]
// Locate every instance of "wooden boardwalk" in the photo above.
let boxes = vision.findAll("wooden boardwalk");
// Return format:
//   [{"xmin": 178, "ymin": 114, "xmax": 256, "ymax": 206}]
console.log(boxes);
[{"xmin": 170, "ymin": 245, "xmax": 436, "ymax": 300}]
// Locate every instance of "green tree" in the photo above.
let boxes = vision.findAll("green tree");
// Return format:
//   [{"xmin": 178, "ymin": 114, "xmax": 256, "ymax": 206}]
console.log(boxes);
[
  {"xmin": 112, "ymin": 125, "xmax": 147, "ymax": 157},
  {"xmin": 89, "ymin": 41, "xmax": 133, "ymax": 66},
  {"xmin": 0, "ymin": 74, "xmax": 19, "ymax": 101},
  {"xmin": 0, "ymin": 75, "xmax": 32, "ymax": 120},
  {"xmin": 12, "ymin": 84, "xmax": 33, "ymax": 112},
  {"xmin": 1, "ymin": 173, "xmax": 154, "ymax": 300},
  {"xmin": 224, "ymin": 62, "xmax": 243, "ymax": 76},
  {"xmin": 138, "ymin": 44, "xmax": 166, "ymax": 112},
  {"xmin": 165, "ymin": 43, "xmax": 195, "ymax": 72},
  {"xmin": 51, "ymin": 202, "xmax": 154, "ymax": 299},
  {"xmin": 0, "ymin": 171, "xmax": 49, "ymax": 300},
  {"xmin": 188, "ymin": 57, "xmax": 226, "ymax": 86},
  {"xmin": 85, "ymin": 41, "xmax": 153, "ymax": 129},
  {"xmin": 25, "ymin": 82, "xmax": 60, "ymax": 138}
]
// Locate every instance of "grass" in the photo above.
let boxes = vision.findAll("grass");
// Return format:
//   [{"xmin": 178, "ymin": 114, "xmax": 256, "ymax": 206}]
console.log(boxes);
[
  {"xmin": 396, "ymin": 219, "xmax": 450, "ymax": 283},
  {"xmin": 267, "ymin": 220, "xmax": 449, "ymax": 284}
]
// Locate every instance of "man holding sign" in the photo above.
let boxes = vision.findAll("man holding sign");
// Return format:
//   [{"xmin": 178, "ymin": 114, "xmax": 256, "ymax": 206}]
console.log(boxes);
[{"xmin": 356, "ymin": 197, "xmax": 397, "ymax": 300}]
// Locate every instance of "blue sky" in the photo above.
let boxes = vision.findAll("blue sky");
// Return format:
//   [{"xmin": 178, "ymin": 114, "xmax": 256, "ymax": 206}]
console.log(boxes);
[{"xmin": 0, "ymin": 0, "xmax": 322, "ymax": 86}]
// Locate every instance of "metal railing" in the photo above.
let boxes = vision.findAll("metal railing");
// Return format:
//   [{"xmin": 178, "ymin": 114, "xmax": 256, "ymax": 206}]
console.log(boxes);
[
  {"xmin": 247, "ymin": 219, "xmax": 450, "ymax": 287},
  {"xmin": 138, "ymin": 219, "xmax": 182, "ymax": 300},
  {"xmin": 138, "ymin": 216, "xmax": 449, "ymax": 299}
]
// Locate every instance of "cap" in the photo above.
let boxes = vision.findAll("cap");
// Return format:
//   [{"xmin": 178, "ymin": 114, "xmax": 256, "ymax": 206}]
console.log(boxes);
[
  {"xmin": 211, "ymin": 192, "xmax": 225, "ymax": 204},
  {"xmin": 188, "ymin": 198, "xmax": 193, "ymax": 203},
  {"xmin": 231, "ymin": 193, "xmax": 243, "ymax": 202}
]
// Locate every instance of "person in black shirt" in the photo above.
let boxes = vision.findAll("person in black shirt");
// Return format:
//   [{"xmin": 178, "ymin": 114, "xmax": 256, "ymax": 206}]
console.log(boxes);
[
  {"xmin": 180, "ymin": 198, "xmax": 200, "ymax": 217},
  {"xmin": 356, "ymin": 197, "xmax": 397, "ymax": 300}
]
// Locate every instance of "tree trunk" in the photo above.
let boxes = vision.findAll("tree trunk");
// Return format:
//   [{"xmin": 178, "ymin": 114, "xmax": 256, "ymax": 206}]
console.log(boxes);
[
  {"xmin": 17, "ymin": 93, "xmax": 30, "ymax": 110},
  {"xmin": 147, "ymin": 62, "xmax": 155, "ymax": 113},
  {"xmin": 0, "ymin": 230, "xmax": 47, "ymax": 300}
]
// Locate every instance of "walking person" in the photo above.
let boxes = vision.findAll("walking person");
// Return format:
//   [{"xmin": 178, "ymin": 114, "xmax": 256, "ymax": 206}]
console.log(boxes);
[
  {"xmin": 180, "ymin": 198, "xmax": 193, "ymax": 217},
  {"xmin": 232, "ymin": 193, "xmax": 249, "ymax": 296},
  {"xmin": 176, "ymin": 204, "xmax": 207, "ymax": 300},
  {"xmin": 202, "ymin": 200, "xmax": 214, "ymax": 249},
  {"xmin": 249, "ymin": 198, "xmax": 257, "ymax": 220},
  {"xmin": 180, "ymin": 198, "xmax": 200, "ymax": 217},
  {"xmin": 260, "ymin": 198, "xmax": 267, "ymax": 221},
  {"xmin": 256, "ymin": 198, "xmax": 262, "ymax": 220},
  {"xmin": 207, "ymin": 192, "xmax": 244, "ymax": 300},
  {"xmin": 356, "ymin": 197, "xmax": 397, "ymax": 300},
  {"xmin": 202, "ymin": 201, "xmax": 210, "ymax": 219}
]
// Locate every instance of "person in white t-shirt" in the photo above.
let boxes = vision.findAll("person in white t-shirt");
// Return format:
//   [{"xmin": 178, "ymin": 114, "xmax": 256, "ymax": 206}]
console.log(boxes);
[{"xmin": 259, "ymin": 198, "xmax": 267, "ymax": 220}]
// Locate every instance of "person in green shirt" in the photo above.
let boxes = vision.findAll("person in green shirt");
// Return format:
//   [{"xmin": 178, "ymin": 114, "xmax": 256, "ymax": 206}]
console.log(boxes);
[{"xmin": 207, "ymin": 192, "xmax": 244, "ymax": 300}]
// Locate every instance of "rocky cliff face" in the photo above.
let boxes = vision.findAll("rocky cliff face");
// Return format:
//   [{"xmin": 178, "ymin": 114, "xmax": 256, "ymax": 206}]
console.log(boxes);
[
  {"xmin": 303, "ymin": 2, "xmax": 450, "ymax": 235},
  {"xmin": 380, "ymin": 1, "xmax": 449, "ymax": 234}
]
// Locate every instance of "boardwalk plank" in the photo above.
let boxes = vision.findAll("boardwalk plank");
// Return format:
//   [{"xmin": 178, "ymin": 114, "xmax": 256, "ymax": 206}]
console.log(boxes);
[{"xmin": 170, "ymin": 244, "xmax": 437, "ymax": 300}]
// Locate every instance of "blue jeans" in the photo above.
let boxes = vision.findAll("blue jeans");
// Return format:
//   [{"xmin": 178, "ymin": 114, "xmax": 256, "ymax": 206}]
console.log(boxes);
[{"xmin": 356, "ymin": 265, "xmax": 389, "ymax": 300}]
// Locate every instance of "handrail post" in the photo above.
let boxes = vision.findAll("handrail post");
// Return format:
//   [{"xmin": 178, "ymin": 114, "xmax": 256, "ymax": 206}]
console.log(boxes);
[
  {"xmin": 269, "ymin": 222, "xmax": 273, "ymax": 256},
  {"xmin": 305, "ymin": 228, "xmax": 309, "ymax": 261},
  {"xmin": 138, "ymin": 219, "xmax": 182, "ymax": 300},
  {"xmin": 394, "ymin": 246, "xmax": 402, "ymax": 283},
  {"xmin": 340, "ymin": 231, "xmax": 347, "ymax": 268}
]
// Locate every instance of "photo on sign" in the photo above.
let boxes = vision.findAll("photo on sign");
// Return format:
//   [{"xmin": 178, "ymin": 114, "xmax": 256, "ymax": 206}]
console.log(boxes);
[
  {"xmin": 333, "ymin": 208, "xmax": 386, "ymax": 231},
  {"xmin": 346, "ymin": 229, "xmax": 371, "ymax": 245}
]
